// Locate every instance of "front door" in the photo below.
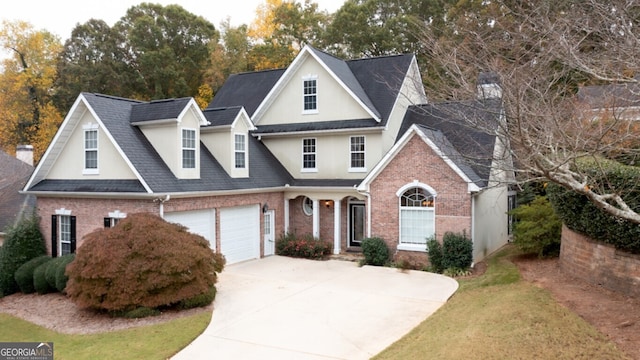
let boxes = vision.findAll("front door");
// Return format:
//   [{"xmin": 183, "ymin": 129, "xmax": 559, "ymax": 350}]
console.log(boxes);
[
  {"xmin": 349, "ymin": 202, "xmax": 365, "ymax": 247},
  {"xmin": 264, "ymin": 210, "xmax": 275, "ymax": 256}
]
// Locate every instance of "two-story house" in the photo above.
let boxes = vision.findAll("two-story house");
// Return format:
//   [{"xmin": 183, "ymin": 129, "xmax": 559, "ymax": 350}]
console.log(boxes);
[{"xmin": 23, "ymin": 45, "xmax": 512, "ymax": 265}]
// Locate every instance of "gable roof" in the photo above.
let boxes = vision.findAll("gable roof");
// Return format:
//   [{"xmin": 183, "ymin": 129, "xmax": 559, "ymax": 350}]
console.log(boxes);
[
  {"xmin": 208, "ymin": 69, "xmax": 285, "ymax": 117},
  {"xmin": 202, "ymin": 106, "xmax": 255, "ymax": 130},
  {"xmin": 25, "ymin": 93, "xmax": 292, "ymax": 195},
  {"xmin": 0, "ymin": 150, "xmax": 35, "ymax": 232},
  {"xmin": 208, "ymin": 46, "xmax": 415, "ymax": 129},
  {"xmin": 389, "ymin": 99, "xmax": 503, "ymax": 189}
]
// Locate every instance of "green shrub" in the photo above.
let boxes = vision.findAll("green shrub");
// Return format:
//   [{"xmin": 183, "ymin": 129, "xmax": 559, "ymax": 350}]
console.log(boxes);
[
  {"xmin": 275, "ymin": 232, "xmax": 332, "ymax": 259},
  {"xmin": 0, "ymin": 214, "xmax": 46, "ymax": 297},
  {"xmin": 33, "ymin": 259, "xmax": 55, "ymax": 294},
  {"xmin": 426, "ymin": 236, "xmax": 444, "ymax": 273},
  {"xmin": 442, "ymin": 231, "xmax": 473, "ymax": 271},
  {"xmin": 14, "ymin": 256, "xmax": 51, "ymax": 294},
  {"xmin": 546, "ymin": 159, "xmax": 640, "ymax": 254},
  {"xmin": 510, "ymin": 196, "xmax": 562, "ymax": 258},
  {"xmin": 65, "ymin": 213, "xmax": 225, "ymax": 313},
  {"xmin": 361, "ymin": 237, "xmax": 389, "ymax": 266},
  {"xmin": 55, "ymin": 254, "xmax": 75, "ymax": 293},
  {"xmin": 178, "ymin": 286, "xmax": 217, "ymax": 310}
]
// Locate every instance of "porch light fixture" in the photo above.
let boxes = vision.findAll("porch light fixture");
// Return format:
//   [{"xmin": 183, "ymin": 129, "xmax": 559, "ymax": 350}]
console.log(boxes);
[
  {"xmin": 325, "ymin": 200, "xmax": 332, "ymax": 208},
  {"xmin": 262, "ymin": 203, "xmax": 269, "ymax": 213}
]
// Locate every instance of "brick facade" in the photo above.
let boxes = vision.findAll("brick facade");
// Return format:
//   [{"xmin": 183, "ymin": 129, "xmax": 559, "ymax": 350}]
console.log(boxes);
[
  {"xmin": 37, "ymin": 191, "xmax": 284, "ymax": 257},
  {"xmin": 369, "ymin": 135, "xmax": 473, "ymax": 265},
  {"xmin": 560, "ymin": 226, "xmax": 640, "ymax": 298}
]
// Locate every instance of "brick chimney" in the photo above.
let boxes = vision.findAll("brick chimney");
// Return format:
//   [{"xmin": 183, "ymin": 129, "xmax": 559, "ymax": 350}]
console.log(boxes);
[{"xmin": 16, "ymin": 145, "xmax": 34, "ymax": 166}]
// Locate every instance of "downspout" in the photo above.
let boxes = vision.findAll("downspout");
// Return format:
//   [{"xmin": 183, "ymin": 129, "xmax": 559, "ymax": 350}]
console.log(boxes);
[
  {"xmin": 470, "ymin": 192, "xmax": 476, "ymax": 267},
  {"xmin": 155, "ymin": 194, "xmax": 171, "ymax": 218}
]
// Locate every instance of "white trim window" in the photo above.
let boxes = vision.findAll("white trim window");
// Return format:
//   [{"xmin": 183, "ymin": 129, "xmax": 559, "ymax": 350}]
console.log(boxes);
[
  {"xmin": 104, "ymin": 210, "xmax": 127, "ymax": 228},
  {"xmin": 303, "ymin": 75, "xmax": 318, "ymax": 113},
  {"xmin": 234, "ymin": 134, "xmax": 246, "ymax": 169},
  {"xmin": 302, "ymin": 138, "xmax": 317, "ymax": 171},
  {"xmin": 182, "ymin": 128, "xmax": 196, "ymax": 169},
  {"xmin": 349, "ymin": 135, "xmax": 366, "ymax": 171},
  {"xmin": 59, "ymin": 215, "xmax": 72, "ymax": 255},
  {"xmin": 302, "ymin": 197, "xmax": 314, "ymax": 216},
  {"xmin": 83, "ymin": 123, "xmax": 99, "ymax": 174},
  {"xmin": 398, "ymin": 186, "xmax": 435, "ymax": 251}
]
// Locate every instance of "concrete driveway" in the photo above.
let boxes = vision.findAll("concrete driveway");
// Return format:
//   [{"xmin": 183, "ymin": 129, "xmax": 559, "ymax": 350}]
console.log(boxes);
[{"xmin": 172, "ymin": 256, "xmax": 458, "ymax": 360}]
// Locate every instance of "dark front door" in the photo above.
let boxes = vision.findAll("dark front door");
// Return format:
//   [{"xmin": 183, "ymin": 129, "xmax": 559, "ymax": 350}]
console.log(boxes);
[{"xmin": 349, "ymin": 202, "xmax": 365, "ymax": 247}]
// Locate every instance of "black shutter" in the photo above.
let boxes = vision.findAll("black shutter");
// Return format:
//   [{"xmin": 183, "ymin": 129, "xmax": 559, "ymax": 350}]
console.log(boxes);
[
  {"xmin": 51, "ymin": 215, "xmax": 58, "ymax": 258},
  {"xmin": 70, "ymin": 216, "xmax": 77, "ymax": 254},
  {"xmin": 104, "ymin": 217, "xmax": 111, "ymax": 228}
]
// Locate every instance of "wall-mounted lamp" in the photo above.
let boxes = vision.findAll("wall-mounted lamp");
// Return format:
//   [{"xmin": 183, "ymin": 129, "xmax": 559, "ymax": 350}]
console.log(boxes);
[
  {"xmin": 262, "ymin": 203, "xmax": 269, "ymax": 213},
  {"xmin": 324, "ymin": 200, "xmax": 332, "ymax": 208}
]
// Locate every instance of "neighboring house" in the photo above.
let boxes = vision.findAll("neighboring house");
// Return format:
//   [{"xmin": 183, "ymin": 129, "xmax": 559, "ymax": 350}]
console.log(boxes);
[
  {"xmin": 578, "ymin": 79, "xmax": 640, "ymax": 120},
  {"xmin": 1, "ymin": 146, "xmax": 36, "ymax": 245},
  {"xmin": 23, "ymin": 45, "xmax": 513, "ymax": 265}
]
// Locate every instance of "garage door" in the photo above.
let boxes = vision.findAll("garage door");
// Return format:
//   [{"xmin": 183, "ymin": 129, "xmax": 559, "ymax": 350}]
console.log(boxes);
[
  {"xmin": 220, "ymin": 205, "xmax": 260, "ymax": 264},
  {"xmin": 164, "ymin": 209, "xmax": 215, "ymax": 250}
]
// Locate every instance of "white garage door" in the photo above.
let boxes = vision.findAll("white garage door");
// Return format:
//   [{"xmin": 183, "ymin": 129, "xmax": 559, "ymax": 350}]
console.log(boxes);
[
  {"xmin": 164, "ymin": 209, "xmax": 215, "ymax": 250},
  {"xmin": 220, "ymin": 205, "xmax": 260, "ymax": 264}
]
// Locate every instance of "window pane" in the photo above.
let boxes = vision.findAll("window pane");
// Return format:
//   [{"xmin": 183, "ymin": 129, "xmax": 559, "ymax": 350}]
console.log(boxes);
[
  {"xmin": 400, "ymin": 208, "xmax": 434, "ymax": 245},
  {"xmin": 303, "ymin": 79, "xmax": 317, "ymax": 110},
  {"xmin": 85, "ymin": 130, "xmax": 97, "ymax": 149},
  {"xmin": 60, "ymin": 216, "xmax": 72, "ymax": 255},
  {"xmin": 302, "ymin": 138, "xmax": 316, "ymax": 168},
  {"xmin": 182, "ymin": 129, "xmax": 195, "ymax": 148},
  {"xmin": 85, "ymin": 150, "xmax": 98, "ymax": 169},
  {"xmin": 183, "ymin": 149, "xmax": 195, "ymax": 168},
  {"xmin": 350, "ymin": 136, "xmax": 365, "ymax": 168},
  {"xmin": 235, "ymin": 152, "xmax": 245, "ymax": 168}
]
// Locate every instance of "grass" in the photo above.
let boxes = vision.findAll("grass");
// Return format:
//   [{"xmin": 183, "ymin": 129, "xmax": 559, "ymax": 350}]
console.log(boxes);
[
  {"xmin": 373, "ymin": 245, "xmax": 630, "ymax": 360},
  {"xmin": 0, "ymin": 310, "xmax": 211, "ymax": 359}
]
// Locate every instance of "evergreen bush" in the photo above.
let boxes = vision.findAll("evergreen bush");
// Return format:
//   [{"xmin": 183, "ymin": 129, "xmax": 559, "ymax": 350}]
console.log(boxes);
[
  {"xmin": 509, "ymin": 196, "xmax": 562, "ymax": 257},
  {"xmin": 546, "ymin": 159, "xmax": 640, "ymax": 254},
  {"xmin": 442, "ymin": 231, "xmax": 473, "ymax": 270},
  {"xmin": 0, "ymin": 214, "xmax": 46, "ymax": 297},
  {"xmin": 426, "ymin": 236, "xmax": 444, "ymax": 273},
  {"xmin": 361, "ymin": 237, "xmax": 389, "ymax": 266},
  {"xmin": 14, "ymin": 255, "xmax": 51, "ymax": 294},
  {"xmin": 33, "ymin": 259, "xmax": 55, "ymax": 294},
  {"xmin": 54, "ymin": 254, "xmax": 75, "ymax": 292},
  {"xmin": 65, "ymin": 213, "xmax": 225, "ymax": 314}
]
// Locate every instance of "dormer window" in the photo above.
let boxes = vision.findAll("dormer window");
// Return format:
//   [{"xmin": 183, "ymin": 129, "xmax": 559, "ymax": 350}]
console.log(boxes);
[
  {"xmin": 234, "ymin": 134, "xmax": 246, "ymax": 169},
  {"xmin": 303, "ymin": 75, "xmax": 318, "ymax": 113},
  {"xmin": 182, "ymin": 128, "xmax": 196, "ymax": 169},
  {"xmin": 83, "ymin": 123, "xmax": 99, "ymax": 175}
]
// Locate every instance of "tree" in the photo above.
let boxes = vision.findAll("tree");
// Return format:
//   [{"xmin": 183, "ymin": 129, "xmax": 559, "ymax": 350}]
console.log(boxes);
[
  {"xmin": 322, "ymin": 0, "xmax": 451, "ymax": 58},
  {"xmin": 206, "ymin": 19, "xmax": 252, "ymax": 93},
  {"xmin": 53, "ymin": 19, "xmax": 134, "ymax": 112},
  {"xmin": 248, "ymin": 0, "xmax": 329, "ymax": 70},
  {"xmin": 0, "ymin": 21, "xmax": 63, "ymax": 161},
  {"xmin": 418, "ymin": 0, "xmax": 640, "ymax": 223}
]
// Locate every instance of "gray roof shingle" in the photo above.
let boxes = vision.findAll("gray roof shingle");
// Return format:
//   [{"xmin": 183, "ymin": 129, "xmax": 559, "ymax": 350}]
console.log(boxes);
[
  {"xmin": 399, "ymin": 99, "xmax": 502, "ymax": 188},
  {"xmin": 0, "ymin": 150, "xmax": 35, "ymax": 231}
]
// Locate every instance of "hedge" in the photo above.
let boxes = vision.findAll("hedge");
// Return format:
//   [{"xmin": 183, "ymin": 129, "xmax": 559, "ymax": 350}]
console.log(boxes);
[{"xmin": 546, "ymin": 159, "xmax": 640, "ymax": 254}]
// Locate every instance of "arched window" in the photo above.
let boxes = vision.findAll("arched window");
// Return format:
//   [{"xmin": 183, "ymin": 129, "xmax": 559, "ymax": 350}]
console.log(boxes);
[{"xmin": 398, "ymin": 186, "xmax": 435, "ymax": 251}]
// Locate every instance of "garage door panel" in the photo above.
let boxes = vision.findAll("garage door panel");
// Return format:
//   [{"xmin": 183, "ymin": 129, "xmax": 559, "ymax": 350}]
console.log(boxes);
[
  {"xmin": 220, "ymin": 205, "xmax": 260, "ymax": 264},
  {"xmin": 164, "ymin": 209, "xmax": 215, "ymax": 250}
]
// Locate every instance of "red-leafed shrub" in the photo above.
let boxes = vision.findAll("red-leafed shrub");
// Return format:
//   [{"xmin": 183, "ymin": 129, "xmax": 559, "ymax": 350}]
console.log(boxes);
[{"xmin": 65, "ymin": 213, "xmax": 225, "ymax": 313}]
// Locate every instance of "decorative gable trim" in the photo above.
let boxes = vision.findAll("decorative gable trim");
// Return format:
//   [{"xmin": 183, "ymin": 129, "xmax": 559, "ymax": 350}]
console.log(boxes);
[
  {"xmin": 23, "ymin": 94, "xmax": 153, "ymax": 193},
  {"xmin": 358, "ymin": 124, "xmax": 482, "ymax": 193},
  {"xmin": 252, "ymin": 45, "xmax": 381, "ymax": 124}
]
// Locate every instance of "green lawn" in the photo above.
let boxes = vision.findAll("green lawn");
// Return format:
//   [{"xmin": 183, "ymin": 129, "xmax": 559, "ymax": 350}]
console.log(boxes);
[
  {"xmin": 373, "ymin": 246, "xmax": 630, "ymax": 360},
  {"xmin": 0, "ymin": 310, "xmax": 211, "ymax": 360}
]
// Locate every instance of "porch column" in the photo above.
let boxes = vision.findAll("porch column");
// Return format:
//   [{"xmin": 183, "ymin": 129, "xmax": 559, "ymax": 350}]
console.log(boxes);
[
  {"xmin": 312, "ymin": 199, "xmax": 320, "ymax": 239},
  {"xmin": 284, "ymin": 198, "xmax": 290, "ymax": 233},
  {"xmin": 333, "ymin": 199, "xmax": 341, "ymax": 255}
]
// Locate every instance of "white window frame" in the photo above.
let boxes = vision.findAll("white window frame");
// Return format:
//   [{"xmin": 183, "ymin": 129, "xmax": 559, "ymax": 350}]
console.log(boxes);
[
  {"xmin": 182, "ymin": 128, "xmax": 196, "ymax": 169},
  {"xmin": 234, "ymin": 133, "xmax": 246, "ymax": 169},
  {"xmin": 83, "ymin": 123, "xmax": 99, "ymax": 175},
  {"xmin": 301, "ymin": 138, "xmax": 317, "ymax": 172},
  {"xmin": 59, "ymin": 215, "xmax": 72, "ymax": 256},
  {"xmin": 302, "ymin": 196, "xmax": 314, "ymax": 216},
  {"xmin": 302, "ymin": 75, "xmax": 318, "ymax": 114},
  {"xmin": 397, "ymin": 183, "xmax": 437, "ymax": 252},
  {"xmin": 107, "ymin": 210, "xmax": 127, "ymax": 227},
  {"xmin": 349, "ymin": 135, "xmax": 366, "ymax": 172}
]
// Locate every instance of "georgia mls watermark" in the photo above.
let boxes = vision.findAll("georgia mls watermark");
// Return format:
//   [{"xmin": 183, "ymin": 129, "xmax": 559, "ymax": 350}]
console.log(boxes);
[{"xmin": 0, "ymin": 342, "xmax": 53, "ymax": 360}]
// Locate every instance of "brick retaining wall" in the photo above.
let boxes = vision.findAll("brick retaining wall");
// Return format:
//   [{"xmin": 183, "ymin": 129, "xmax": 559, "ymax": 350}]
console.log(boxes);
[{"xmin": 560, "ymin": 225, "xmax": 640, "ymax": 298}]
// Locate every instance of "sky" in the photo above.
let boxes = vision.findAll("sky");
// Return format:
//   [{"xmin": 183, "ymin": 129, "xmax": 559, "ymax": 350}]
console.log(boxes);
[{"xmin": 1, "ymin": 0, "xmax": 346, "ymax": 40}]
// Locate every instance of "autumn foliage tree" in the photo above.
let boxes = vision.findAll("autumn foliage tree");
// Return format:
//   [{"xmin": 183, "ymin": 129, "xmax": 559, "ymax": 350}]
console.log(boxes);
[
  {"xmin": 0, "ymin": 20, "xmax": 63, "ymax": 162},
  {"xmin": 65, "ymin": 213, "xmax": 225, "ymax": 313}
]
